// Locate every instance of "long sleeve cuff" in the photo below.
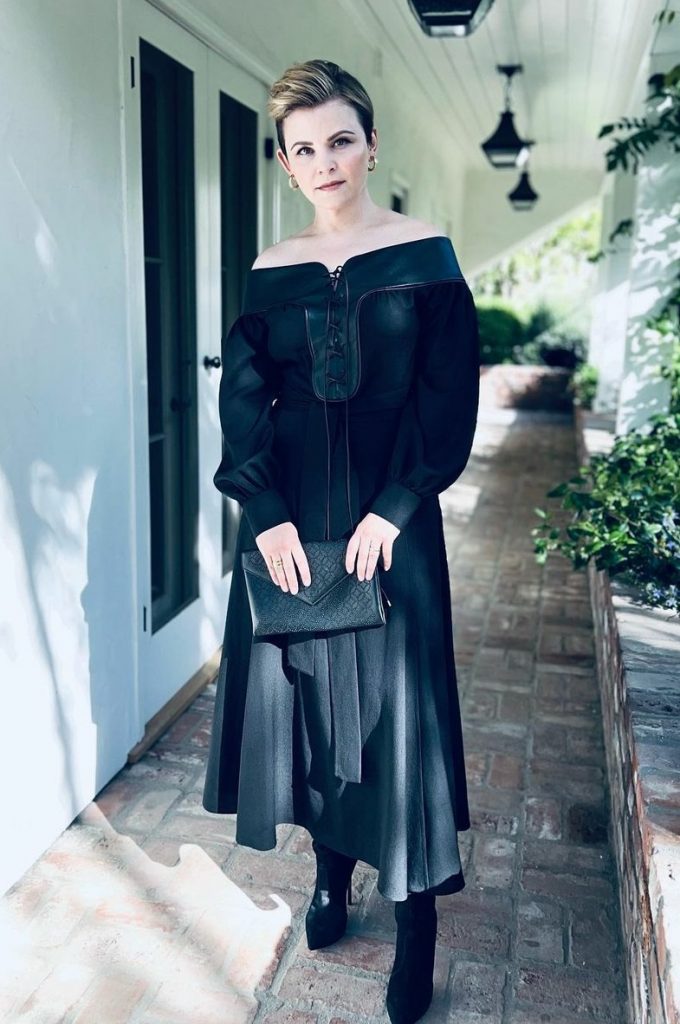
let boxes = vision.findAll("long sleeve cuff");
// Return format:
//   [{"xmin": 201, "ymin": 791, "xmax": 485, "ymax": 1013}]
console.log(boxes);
[
  {"xmin": 242, "ymin": 487, "xmax": 292, "ymax": 538},
  {"xmin": 368, "ymin": 481, "xmax": 423, "ymax": 532}
]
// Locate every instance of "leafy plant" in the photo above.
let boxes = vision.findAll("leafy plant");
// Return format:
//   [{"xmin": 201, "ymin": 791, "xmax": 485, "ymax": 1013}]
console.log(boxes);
[
  {"xmin": 597, "ymin": 63, "xmax": 680, "ymax": 174},
  {"xmin": 655, "ymin": 268, "xmax": 680, "ymax": 412},
  {"xmin": 476, "ymin": 305, "xmax": 525, "ymax": 364},
  {"xmin": 587, "ymin": 218, "xmax": 634, "ymax": 263},
  {"xmin": 569, "ymin": 363, "xmax": 599, "ymax": 408},
  {"xmin": 524, "ymin": 303, "xmax": 556, "ymax": 341},
  {"xmin": 533, "ymin": 412, "xmax": 680, "ymax": 612},
  {"xmin": 538, "ymin": 329, "xmax": 585, "ymax": 369},
  {"xmin": 534, "ymin": 38, "xmax": 680, "ymax": 613},
  {"xmin": 515, "ymin": 325, "xmax": 586, "ymax": 369},
  {"xmin": 661, "ymin": 338, "xmax": 680, "ymax": 413}
]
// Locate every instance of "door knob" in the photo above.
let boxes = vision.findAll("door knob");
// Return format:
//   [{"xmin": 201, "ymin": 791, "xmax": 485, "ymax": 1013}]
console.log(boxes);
[{"xmin": 203, "ymin": 355, "xmax": 221, "ymax": 370}]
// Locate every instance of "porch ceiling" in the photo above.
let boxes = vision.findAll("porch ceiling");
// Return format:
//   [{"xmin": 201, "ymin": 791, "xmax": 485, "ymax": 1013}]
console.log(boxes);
[{"xmin": 344, "ymin": 0, "xmax": 667, "ymax": 174}]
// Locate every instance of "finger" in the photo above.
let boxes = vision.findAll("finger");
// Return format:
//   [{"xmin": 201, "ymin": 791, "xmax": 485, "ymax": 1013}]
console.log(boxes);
[
  {"xmin": 258, "ymin": 543, "xmax": 279, "ymax": 585},
  {"xmin": 271, "ymin": 553, "xmax": 288, "ymax": 590},
  {"xmin": 382, "ymin": 542, "xmax": 393, "ymax": 571},
  {"xmin": 356, "ymin": 536, "xmax": 377, "ymax": 581},
  {"xmin": 262, "ymin": 550, "xmax": 281, "ymax": 586},
  {"xmin": 364, "ymin": 541, "xmax": 381, "ymax": 581},
  {"xmin": 281, "ymin": 550, "xmax": 299, "ymax": 594},
  {"xmin": 292, "ymin": 543, "xmax": 311, "ymax": 587},
  {"xmin": 261, "ymin": 549, "xmax": 279, "ymax": 585},
  {"xmin": 356, "ymin": 537, "xmax": 369, "ymax": 581},
  {"xmin": 345, "ymin": 534, "xmax": 359, "ymax": 574}
]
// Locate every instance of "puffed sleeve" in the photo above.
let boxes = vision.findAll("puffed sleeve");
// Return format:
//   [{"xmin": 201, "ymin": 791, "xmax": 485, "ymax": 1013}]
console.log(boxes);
[
  {"xmin": 368, "ymin": 278, "xmax": 480, "ymax": 531},
  {"xmin": 212, "ymin": 310, "xmax": 292, "ymax": 537}
]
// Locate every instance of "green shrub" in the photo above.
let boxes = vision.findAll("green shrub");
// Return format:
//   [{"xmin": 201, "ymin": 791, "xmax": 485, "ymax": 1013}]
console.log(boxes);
[
  {"xmin": 524, "ymin": 302, "xmax": 556, "ymax": 341},
  {"xmin": 661, "ymin": 329, "xmax": 680, "ymax": 413},
  {"xmin": 477, "ymin": 299, "xmax": 587, "ymax": 368},
  {"xmin": 569, "ymin": 363, "xmax": 599, "ymax": 408},
  {"xmin": 476, "ymin": 305, "xmax": 525, "ymax": 365},
  {"xmin": 533, "ymin": 412, "xmax": 680, "ymax": 612},
  {"xmin": 516, "ymin": 327, "xmax": 586, "ymax": 369}
]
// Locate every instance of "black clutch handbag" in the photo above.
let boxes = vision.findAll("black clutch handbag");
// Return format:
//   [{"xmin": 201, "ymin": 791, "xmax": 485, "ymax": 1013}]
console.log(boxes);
[{"xmin": 241, "ymin": 538, "xmax": 389, "ymax": 637}]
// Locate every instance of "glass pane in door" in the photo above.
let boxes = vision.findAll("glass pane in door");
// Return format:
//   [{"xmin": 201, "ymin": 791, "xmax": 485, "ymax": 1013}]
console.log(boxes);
[
  {"xmin": 218, "ymin": 93, "xmax": 259, "ymax": 576},
  {"xmin": 140, "ymin": 38, "xmax": 199, "ymax": 632}
]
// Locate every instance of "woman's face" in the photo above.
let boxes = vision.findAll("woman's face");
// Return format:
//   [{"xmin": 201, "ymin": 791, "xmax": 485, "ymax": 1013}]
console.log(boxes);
[{"xmin": 278, "ymin": 98, "xmax": 376, "ymax": 206}]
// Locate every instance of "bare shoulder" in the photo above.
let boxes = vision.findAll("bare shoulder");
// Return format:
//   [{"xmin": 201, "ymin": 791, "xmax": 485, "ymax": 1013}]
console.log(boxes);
[
  {"xmin": 251, "ymin": 239, "xmax": 304, "ymax": 270},
  {"xmin": 250, "ymin": 217, "xmax": 448, "ymax": 270},
  {"xmin": 394, "ymin": 214, "xmax": 448, "ymax": 243}
]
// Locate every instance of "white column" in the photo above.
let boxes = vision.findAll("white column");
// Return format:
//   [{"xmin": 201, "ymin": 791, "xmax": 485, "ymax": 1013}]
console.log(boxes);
[
  {"xmin": 589, "ymin": 171, "xmax": 636, "ymax": 413},
  {"xmin": 616, "ymin": 48, "xmax": 680, "ymax": 433}
]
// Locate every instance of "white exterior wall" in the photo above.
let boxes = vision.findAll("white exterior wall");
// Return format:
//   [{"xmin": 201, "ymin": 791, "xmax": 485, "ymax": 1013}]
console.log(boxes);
[
  {"xmin": 616, "ymin": 137, "xmax": 679, "ymax": 432},
  {"xmin": 615, "ymin": 40, "xmax": 680, "ymax": 433},
  {"xmin": 0, "ymin": 0, "xmax": 139, "ymax": 896},
  {"xmin": 0, "ymin": 0, "xmax": 469, "ymax": 895}
]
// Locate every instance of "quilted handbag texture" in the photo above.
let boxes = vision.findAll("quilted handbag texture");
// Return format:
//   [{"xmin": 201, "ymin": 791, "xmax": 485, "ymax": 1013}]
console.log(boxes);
[{"xmin": 241, "ymin": 538, "xmax": 387, "ymax": 637}]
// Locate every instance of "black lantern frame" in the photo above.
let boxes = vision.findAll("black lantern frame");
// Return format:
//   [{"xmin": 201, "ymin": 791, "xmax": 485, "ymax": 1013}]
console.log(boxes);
[
  {"xmin": 508, "ymin": 170, "xmax": 539, "ymax": 211},
  {"xmin": 481, "ymin": 64, "xmax": 532, "ymax": 168},
  {"xmin": 407, "ymin": 0, "xmax": 496, "ymax": 37}
]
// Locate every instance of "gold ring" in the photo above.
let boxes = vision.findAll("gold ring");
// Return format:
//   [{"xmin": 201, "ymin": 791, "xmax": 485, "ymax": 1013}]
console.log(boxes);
[{"xmin": 273, "ymin": 558, "xmax": 283, "ymax": 567}]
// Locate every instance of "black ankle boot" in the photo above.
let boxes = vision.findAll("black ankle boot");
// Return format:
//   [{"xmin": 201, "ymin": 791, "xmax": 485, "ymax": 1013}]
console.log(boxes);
[
  {"xmin": 305, "ymin": 837, "xmax": 358, "ymax": 950},
  {"xmin": 385, "ymin": 891, "xmax": 437, "ymax": 1024}
]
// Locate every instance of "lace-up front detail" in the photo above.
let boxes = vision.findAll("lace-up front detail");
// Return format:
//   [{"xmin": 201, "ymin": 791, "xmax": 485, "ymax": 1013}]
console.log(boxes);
[
  {"xmin": 321, "ymin": 264, "xmax": 354, "ymax": 540},
  {"xmin": 325, "ymin": 266, "xmax": 347, "ymax": 399}
]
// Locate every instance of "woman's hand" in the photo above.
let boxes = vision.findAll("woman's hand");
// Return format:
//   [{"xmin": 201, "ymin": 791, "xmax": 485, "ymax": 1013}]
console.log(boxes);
[
  {"xmin": 345, "ymin": 513, "xmax": 400, "ymax": 581},
  {"xmin": 256, "ymin": 522, "xmax": 311, "ymax": 595}
]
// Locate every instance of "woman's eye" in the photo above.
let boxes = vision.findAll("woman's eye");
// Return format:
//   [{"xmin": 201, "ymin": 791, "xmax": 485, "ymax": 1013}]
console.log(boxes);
[{"xmin": 296, "ymin": 138, "xmax": 350, "ymax": 157}]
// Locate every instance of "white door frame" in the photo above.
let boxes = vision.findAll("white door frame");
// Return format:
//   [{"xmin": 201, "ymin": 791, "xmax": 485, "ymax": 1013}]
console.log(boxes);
[{"xmin": 121, "ymin": 0, "xmax": 269, "ymax": 733}]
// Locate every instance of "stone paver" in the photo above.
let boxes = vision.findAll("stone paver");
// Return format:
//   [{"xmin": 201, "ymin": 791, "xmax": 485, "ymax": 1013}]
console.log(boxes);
[{"xmin": 1, "ymin": 411, "xmax": 628, "ymax": 1023}]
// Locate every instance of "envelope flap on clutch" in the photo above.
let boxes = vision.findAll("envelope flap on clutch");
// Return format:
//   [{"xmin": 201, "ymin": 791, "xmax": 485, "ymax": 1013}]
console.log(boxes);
[{"xmin": 241, "ymin": 540, "xmax": 350, "ymax": 606}]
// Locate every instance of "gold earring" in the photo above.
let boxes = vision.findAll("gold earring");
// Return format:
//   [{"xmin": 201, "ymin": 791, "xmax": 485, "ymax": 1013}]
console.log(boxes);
[
  {"xmin": 368, "ymin": 154, "xmax": 378, "ymax": 172},
  {"xmin": 288, "ymin": 174, "xmax": 299, "ymax": 189}
]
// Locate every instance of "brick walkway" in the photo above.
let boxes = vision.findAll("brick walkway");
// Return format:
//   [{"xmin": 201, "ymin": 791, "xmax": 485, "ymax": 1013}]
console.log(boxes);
[{"xmin": 2, "ymin": 411, "xmax": 628, "ymax": 1024}]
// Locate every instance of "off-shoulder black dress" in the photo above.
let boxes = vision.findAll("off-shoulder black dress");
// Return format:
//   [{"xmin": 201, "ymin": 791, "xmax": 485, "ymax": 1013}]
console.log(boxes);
[{"xmin": 201, "ymin": 235, "xmax": 480, "ymax": 901}]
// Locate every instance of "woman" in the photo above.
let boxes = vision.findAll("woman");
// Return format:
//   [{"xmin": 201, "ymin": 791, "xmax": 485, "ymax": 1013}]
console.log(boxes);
[{"xmin": 202, "ymin": 58, "xmax": 480, "ymax": 1024}]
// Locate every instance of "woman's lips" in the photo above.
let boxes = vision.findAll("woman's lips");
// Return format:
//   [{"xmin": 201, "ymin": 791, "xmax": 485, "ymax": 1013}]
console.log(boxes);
[{"xmin": 318, "ymin": 181, "xmax": 344, "ymax": 190}]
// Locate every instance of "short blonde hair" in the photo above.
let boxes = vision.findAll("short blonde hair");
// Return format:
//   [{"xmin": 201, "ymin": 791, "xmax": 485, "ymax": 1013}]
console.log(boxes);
[{"xmin": 267, "ymin": 58, "xmax": 374, "ymax": 156}]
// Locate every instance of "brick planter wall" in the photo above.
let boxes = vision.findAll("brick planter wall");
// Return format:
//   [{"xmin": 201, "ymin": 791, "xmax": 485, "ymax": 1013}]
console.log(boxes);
[
  {"xmin": 576, "ymin": 410, "xmax": 680, "ymax": 1024},
  {"xmin": 479, "ymin": 364, "xmax": 573, "ymax": 412}
]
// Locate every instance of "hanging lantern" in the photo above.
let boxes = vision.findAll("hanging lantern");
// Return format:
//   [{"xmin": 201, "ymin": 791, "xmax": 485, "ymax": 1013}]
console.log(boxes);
[
  {"xmin": 645, "ymin": 72, "xmax": 672, "ymax": 116},
  {"xmin": 481, "ymin": 64, "xmax": 532, "ymax": 168},
  {"xmin": 407, "ymin": 0, "xmax": 496, "ymax": 37},
  {"xmin": 508, "ymin": 170, "xmax": 539, "ymax": 211}
]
